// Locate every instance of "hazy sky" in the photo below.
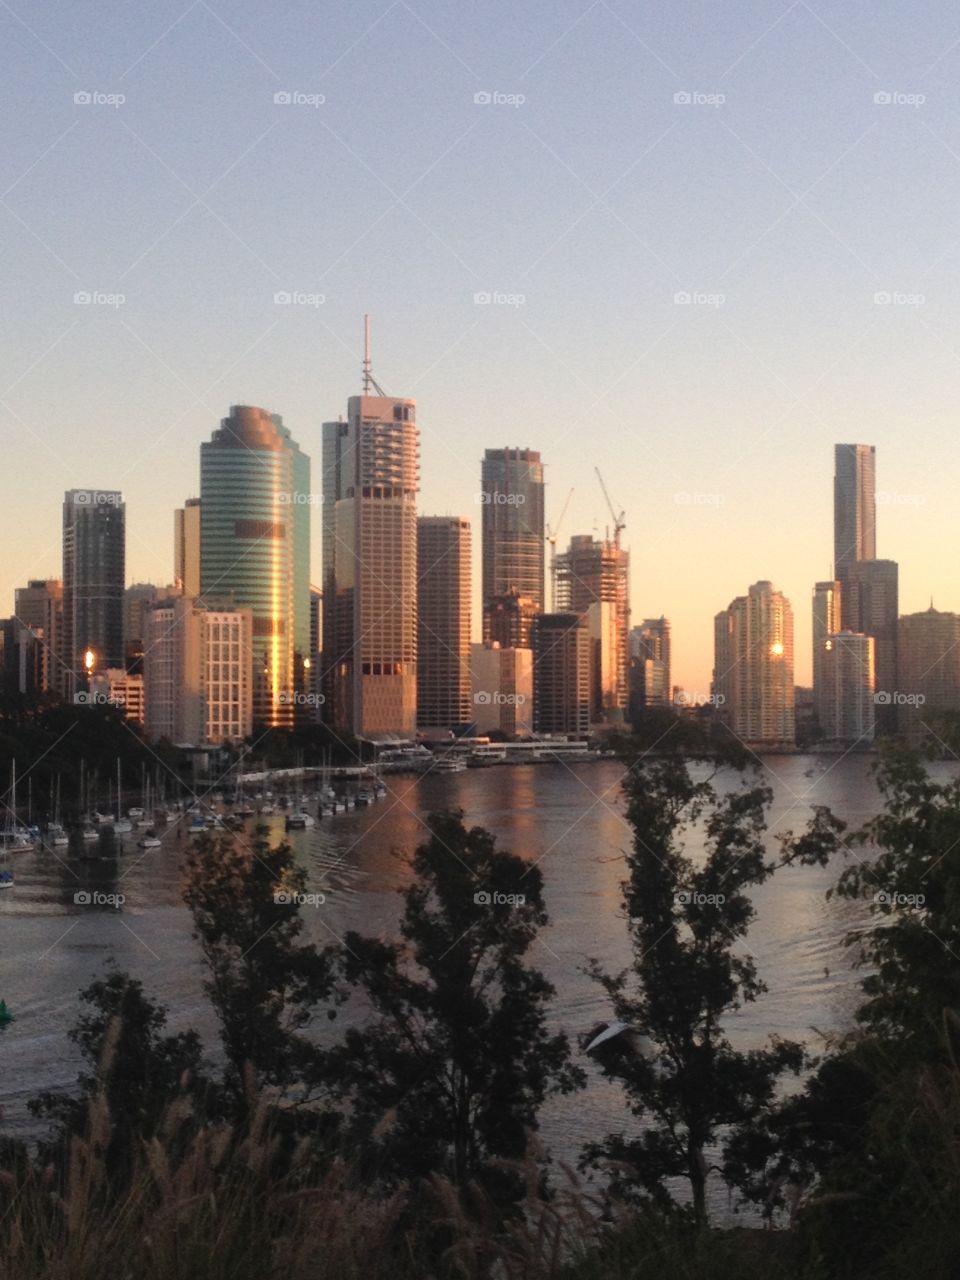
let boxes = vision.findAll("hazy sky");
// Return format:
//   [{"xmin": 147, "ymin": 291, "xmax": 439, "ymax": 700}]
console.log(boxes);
[{"xmin": 2, "ymin": 0, "xmax": 958, "ymax": 693}]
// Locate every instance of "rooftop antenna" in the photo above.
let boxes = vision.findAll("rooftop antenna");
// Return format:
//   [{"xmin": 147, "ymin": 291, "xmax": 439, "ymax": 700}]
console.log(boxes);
[{"xmin": 362, "ymin": 314, "xmax": 387, "ymax": 396}]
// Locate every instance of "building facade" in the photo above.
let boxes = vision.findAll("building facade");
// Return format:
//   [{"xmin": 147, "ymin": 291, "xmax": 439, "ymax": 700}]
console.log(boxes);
[
  {"xmin": 174, "ymin": 498, "xmax": 201, "ymax": 596},
  {"xmin": 817, "ymin": 631, "xmax": 876, "ymax": 744},
  {"xmin": 713, "ymin": 581, "xmax": 795, "ymax": 746},
  {"xmin": 628, "ymin": 617, "xmax": 671, "ymax": 715},
  {"xmin": 200, "ymin": 406, "xmax": 309, "ymax": 729},
  {"xmin": 62, "ymin": 489, "xmax": 126, "ymax": 698},
  {"xmin": 481, "ymin": 448, "xmax": 544, "ymax": 646},
  {"xmin": 834, "ymin": 443, "xmax": 876, "ymax": 582},
  {"xmin": 417, "ymin": 516, "xmax": 472, "ymax": 730},
  {"xmin": 470, "ymin": 642, "xmax": 533, "ymax": 737},
  {"xmin": 555, "ymin": 533, "xmax": 629, "ymax": 719},
  {"xmin": 842, "ymin": 558, "xmax": 898, "ymax": 728},
  {"xmin": 532, "ymin": 612, "xmax": 591, "ymax": 737},
  {"xmin": 896, "ymin": 607, "xmax": 960, "ymax": 742},
  {"xmin": 14, "ymin": 579, "xmax": 63, "ymax": 694}
]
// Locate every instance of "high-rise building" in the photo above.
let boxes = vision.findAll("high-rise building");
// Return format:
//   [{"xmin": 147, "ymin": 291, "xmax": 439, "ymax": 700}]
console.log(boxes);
[
  {"xmin": 308, "ymin": 589, "xmax": 322, "ymax": 721},
  {"xmin": 417, "ymin": 516, "xmax": 472, "ymax": 730},
  {"xmin": 834, "ymin": 443, "xmax": 876, "ymax": 582},
  {"xmin": 842, "ymin": 559, "xmax": 898, "ymax": 728},
  {"xmin": 200, "ymin": 406, "xmax": 310, "ymax": 729},
  {"xmin": 322, "ymin": 335, "xmax": 419, "ymax": 738},
  {"xmin": 556, "ymin": 533, "xmax": 630, "ymax": 719},
  {"xmin": 470, "ymin": 642, "xmax": 534, "ymax": 737},
  {"xmin": 124, "ymin": 583, "xmax": 176, "ymax": 672},
  {"xmin": 14, "ymin": 579, "xmax": 63, "ymax": 694},
  {"xmin": 628, "ymin": 617, "xmax": 671, "ymax": 714},
  {"xmin": 532, "ymin": 612, "xmax": 591, "ymax": 737},
  {"xmin": 818, "ymin": 631, "xmax": 875, "ymax": 744},
  {"xmin": 812, "ymin": 580, "xmax": 842, "ymax": 732},
  {"xmin": 896, "ymin": 607, "xmax": 960, "ymax": 742},
  {"xmin": 174, "ymin": 498, "xmax": 201, "ymax": 596},
  {"xmin": 481, "ymin": 448, "xmax": 544, "ymax": 646},
  {"xmin": 483, "ymin": 590, "xmax": 539, "ymax": 650},
  {"xmin": 713, "ymin": 581, "xmax": 795, "ymax": 746},
  {"xmin": 145, "ymin": 597, "xmax": 253, "ymax": 746},
  {"xmin": 62, "ymin": 489, "xmax": 126, "ymax": 697},
  {"xmin": 89, "ymin": 668, "xmax": 145, "ymax": 723}
]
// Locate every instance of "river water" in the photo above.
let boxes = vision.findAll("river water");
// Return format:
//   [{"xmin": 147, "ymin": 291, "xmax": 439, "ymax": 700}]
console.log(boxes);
[{"xmin": 0, "ymin": 752, "xmax": 935, "ymax": 1196}]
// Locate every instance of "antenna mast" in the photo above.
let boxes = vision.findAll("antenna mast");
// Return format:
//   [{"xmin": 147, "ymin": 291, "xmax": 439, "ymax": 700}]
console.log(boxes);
[{"xmin": 362, "ymin": 314, "xmax": 387, "ymax": 396}]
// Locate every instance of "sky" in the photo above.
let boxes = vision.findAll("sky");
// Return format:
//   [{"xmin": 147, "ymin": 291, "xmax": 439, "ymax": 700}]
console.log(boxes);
[{"xmin": 1, "ymin": 0, "xmax": 959, "ymax": 695}]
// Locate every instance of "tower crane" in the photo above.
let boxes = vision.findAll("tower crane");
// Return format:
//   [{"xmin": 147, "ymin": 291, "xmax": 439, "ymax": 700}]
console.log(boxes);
[
  {"xmin": 546, "ymin": 486, "xmax": 574, "ymax": 611},
  {"xmin": 595, "ymin": 468, "xmax": 626, "ymax": 548}
]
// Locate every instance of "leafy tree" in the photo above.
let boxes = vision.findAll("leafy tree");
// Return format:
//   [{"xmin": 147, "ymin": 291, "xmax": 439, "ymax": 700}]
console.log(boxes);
[
  {"xmin": 329, "ymin": 811, "xmax": 584, "ymax": 1203},
  {"xmin": 183, "ymin": 824, "xmax": 339, "ymax": 1118},
  {"xmin": 583, "ymin": 754, "xmax": 841, "ymax": 1225}
]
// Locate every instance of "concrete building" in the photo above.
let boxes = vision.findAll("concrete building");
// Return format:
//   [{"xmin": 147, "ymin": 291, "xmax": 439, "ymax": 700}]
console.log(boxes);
[
  {"xmin": 817, "ymin": 631, "xmax": 875, "ymax": 745},
  {"xmin": 834, "ymin": 443, "xmax": 876, "ymax": 583},
  {"xmin": 812, "ymin": 580, "xmax": 842, "ymax": 733},
  {"xmin": 555, "ymin": 533, "xmax": 629, "ymax": 721},
  {"xmin": 470, "ymin": 642, "xmax": 534, "ymax": 737},
  {"xmin": 532, "ymin": 612, "xmax": 591, "ymax": 738},
  {"xmin": 713, "ymin": 581, "xmax": 795, "ymax": 746},
  {"xmin": 62, "ymin": 489, "xmax": 125, "ymax": 697},
  {"xmin": 174, "ymin": 498, "xmax": 201, "ymax": 596},
  {"xmin": 417, "ymin": 516, "xmax": 472, "ymax": 730},
  {"xmin": 481, "ymin": 448, "xmax": 544, "ymax": 646},
  {"xmin": 144, "ymin": 597, "xmax": 253, "ymax": 746},
  {"xmin": 629, "ymin": 616, "xmax": 671, "ymax": 719},
  {"xmin": 322, "ymin": 354, "xmax": 419, "ymax": 738},
  {"xmin": 14, "ymin": 579, "xmax": 63, "ymax": 694},
  {"xmin": 896, "ymin": 607, "xmax": 960, "ymax": 742},
  {"xmin": 200, "ymin": 406, "xmax": 310, "ymax": 729},
  {"xmin": 89, "ymin": 668, "xmax": 145, "ymax": 723},
  {"xmin": 842, "ymin": 559, "xmax": 899, "ymax": 730}
]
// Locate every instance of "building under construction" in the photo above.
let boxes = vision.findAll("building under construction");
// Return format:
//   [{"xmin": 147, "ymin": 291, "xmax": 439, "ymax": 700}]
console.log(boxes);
[{"xmin": 555, "ymin": 533, "xmax": 630, "ymax": 721}]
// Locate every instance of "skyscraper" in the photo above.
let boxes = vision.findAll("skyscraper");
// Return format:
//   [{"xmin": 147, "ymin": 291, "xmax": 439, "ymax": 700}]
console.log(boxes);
[
  {"xmin": 14, "ymin": 579, "xmax": 63, "ymax": 694},
  {"xmin": 818, "ymin": 631, "xmax": 876, "ymax": 744},
  {"xmin": 629, "ymin": 617, "xmax": 671, "ymax": 713},
  {"xmin": 532, "ymin": 612, "xmax": 591, "ymax": 737},
  {"xmin": 322, "ymin": 331, "xmax": 419, "ymax": 737},
  {"xmin": 896, "ymin": 607, "xmax": 960, "ymax": 743},
  {"xmin": 200, "ymin": 406, "xmax": 309, "ymax": 729},
  {"xmin": 555, "ymin": 533, "xmax": 630, "ymax": 719},
  {"xmin": 812, "ymin": 580, "xmax": 842, "ymax": 732},
  {"xmin": 62, "ymin": 489, "xmax": 125, "ymax": 696},
  {"xmin": 842, "ymin": 559, "xmax": 898, "ymax": 727},
  {"xmin": 713, "ymin": 581, "xmax": 795, "ymax": 746},
  {"xmin": 834, "ymin": 443, "xmax": 876, "ymax": 583},
  {"xmin": 417, "ymin": 516, "xmax": 472, "ymax": 730},
  {"xmin": 481, "ymin": 448, "xmax": 544, "ymax": 646},
  {"xmin": 174, "ymin": 498, "xmax": 201, "ymax": 596},
  {"xmin": 470, "ymin": 642, "xmax": 534, "ymax": 737}
]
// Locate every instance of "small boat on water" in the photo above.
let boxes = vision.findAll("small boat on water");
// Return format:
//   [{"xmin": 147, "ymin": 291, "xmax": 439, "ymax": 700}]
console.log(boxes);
[
  {"xmin": 137, "ymin": 830, "xmax": 162, "ymax": 849},
  {"xmin": 433, "ymin": 755, "xmax": 467, "ymax": 773},
  {"xmin": 285, "ymin": 811, "xmax": 316, "ymax": 830},
  {"xmin": 46, "ymin": 822, "xmax": 69, "ymax": 847},
  {"xmin": 81, "ymin": 825, "xmax": 100, "ymax": 843},
  {"xmin": 0, "ymin": 870, "xmax": 14, "ymax": 889}
]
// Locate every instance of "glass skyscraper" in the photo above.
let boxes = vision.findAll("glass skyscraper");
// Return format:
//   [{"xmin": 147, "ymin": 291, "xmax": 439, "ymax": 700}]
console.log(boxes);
[
  {"xmin": 62, "ymin": 489, "xmax": 125, "ymax": 697},
  {"xmin": 200, "ymin": 405, "xmax": 310, "ymax": 729},
  {"xmin": 480, "ymin": 448, "xmax": 545, "ymax": 646}
]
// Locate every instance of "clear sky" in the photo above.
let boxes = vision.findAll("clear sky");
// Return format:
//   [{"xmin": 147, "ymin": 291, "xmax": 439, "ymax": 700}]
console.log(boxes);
[{"xmin": 1, "ymin": 0, "xmax": 958, "ymax": 694}]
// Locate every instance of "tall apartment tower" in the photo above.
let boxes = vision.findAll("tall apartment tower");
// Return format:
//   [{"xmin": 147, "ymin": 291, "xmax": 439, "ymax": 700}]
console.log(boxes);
[
  {"xmin": 843, "ymin": 559, "xmax": 898, "ymax": 726},
  {"xmin": 818, "ymin": 631, "xmax": 876, "ymax": 744},
  {"xmin": 417, "ymin": 516, "xmax": 472, "ymax": 730},
  {"xmin": 896, "ymin": 607, "xmax": 960, "ymax": 743},
  {"xmin": 14, "ymin": 579, "xmax": 63, "ymax": 694},
  {"xmin": 834, "ymin": 443, "xmax": 876, "ymax": 584},
  {"xmin": 62, "ymin": 490, "xmax": 126, "ymax": 697},
  {"xmin": 812, "ymin": 580, "xmax": 842, "ymax": 731},
  {"xmin": 200, "ymin": 406, "xmax": 310, "ymax": 729},
  {"xmin": 322, "ymin": 323, "xmax": 419, "ymax": 737},
  {"xmin": 629, "ymin": 617, "xmax": 671, "ymax": 711},
  {"xmin": 555, "ymin": 533, "xmax": 630, "ymax": 719},
  {"xmin": 713, "ymin": 581, "xmax": 795, "ymax": 746},
  {"xmin": 174, "ymin": 498, "xmax": 201, "ymax": 596},
  {"xmin": 532, "ymin": 612, "xmax": 591, "ymax": 737},
  {"xmin": 481, "ymin": 448, "xmax": 544, "ymax": 647}
]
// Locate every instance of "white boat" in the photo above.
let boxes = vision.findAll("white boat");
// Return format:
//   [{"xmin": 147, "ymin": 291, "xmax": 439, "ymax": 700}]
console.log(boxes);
[
  {"xmin": 81, "ymin": 825, "xmax": 99, "ymax": 842},
  {"xmin": 2, "ymin": 763, "xmax": 35, "ymax": 852},
  {"xmin": 433, "ymin": 756, "xmax": 467, "ymax": 773},
  {"xmin": 285, "ymin": 811, "xmax": 316, "ymax": 830},
  {"xmin": 128, "ymin": 807, "xmax": 144, "ymax": 819},
  {"xmin": 112, "ymin": 819, "xmax": 133, "ymax": 834},
  {"xmin": 46, "ymin": 822, "xmax": 69, "ymax": 848},
  {"xmin": 0, "ymin": 870, "xmax": 14, "ymax": 889},
  {"xmin": 137, "ymin": 831, "xmax": 162, "ymax": 849}
]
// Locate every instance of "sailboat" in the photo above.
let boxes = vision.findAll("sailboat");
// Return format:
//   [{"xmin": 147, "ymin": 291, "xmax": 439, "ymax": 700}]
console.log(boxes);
[
  {"xmin": 2, "ymin": 763, "xmax": 35, "ymax": 853},
  {"xmin": 46, "ymin": 775, "xmax": 69, "ymax": 847}
]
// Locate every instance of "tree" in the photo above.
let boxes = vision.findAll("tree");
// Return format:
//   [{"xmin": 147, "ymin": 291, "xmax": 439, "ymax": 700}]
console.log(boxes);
[
  {"xmin": 182, "ymin": 824, "xmax": 339, "ymax": 1119},
  {"xmin": 329, "ymin": 811, "xmax": 584, "ymax": 1203},
  {"xmin": 582, "ymin": 753, "xmax": 840, "ymax": 1225}
]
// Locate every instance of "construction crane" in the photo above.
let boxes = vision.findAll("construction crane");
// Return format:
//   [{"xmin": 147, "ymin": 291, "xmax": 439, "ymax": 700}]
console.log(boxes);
[
  {"xmin": 595, "ymin": 467, "xmax": 626, "ymax": 548},
  {"xmin": 546, "ymin": 486, "xmax": 574, "ymax": 611}
]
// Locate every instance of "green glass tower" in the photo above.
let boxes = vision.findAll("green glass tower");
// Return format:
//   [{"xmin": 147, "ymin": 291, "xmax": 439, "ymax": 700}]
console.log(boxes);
[{"xmin": 200, "ymin": 405, "xmax": 310, "ymax": 729}]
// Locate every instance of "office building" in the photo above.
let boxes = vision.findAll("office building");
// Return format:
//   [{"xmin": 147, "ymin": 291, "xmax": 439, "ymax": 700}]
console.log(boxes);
[
  {"xmin": 812, "ymin": 580, "xmax": 842, "ymax": 732},
  {"xmin": 713, "ymin": 581, "xmax": 795, "ymax": 746},
  {"xmin": 200, "ymin": 406, "xmax": 310, "ymax": 728},
  {"xmin": 817, "ymin": 631, "xmax": 875, "ymax": 744},
  {"xmin": 629, "ymin": 617, "xmax": 671, "ymax": 716},
  {"xmin": 834, "ymin": 443, "xmax": 876, "ymax": 582},
  {"xmin": 174, "ymin": 498, "xmax": 201, "ymax": 596},
  {"xmin": 532, "ymin": 612, "xmax": 591, "ymax": 737},
  {"xmin": 62, "ymin": 489, "xmax": 125, "ymax": 697},
  {"xmin": 322, "ymin": 335, "xmax": 419, "ymax": 737},
  {"xmin": 483, "ymin": 590, "xmax": 540, "ymax": 650},
  {"xmin": 896, "ymin": 607, "xmax": 960, "ymax": 742},
  {"xmin": 89, "ymin": 668, "xmax": 145, "ymax": 723},
  {"xmin": 481, "ymin": 448, "xmax": 544, "ymax": 646},
  {"xmin": 842, "ymin": 559, "xmax": 898, "ymax": 728},
  {"xmin": 14, "ymin": 579, "xmax": 63, "ymax": 694},
  {"xmin": 470, "ymin": 642, "xmax": 534, "ymax": 737},
  {"xmin": 417, "ymin": 516, "xmax": 472, "ymax": 730}
]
